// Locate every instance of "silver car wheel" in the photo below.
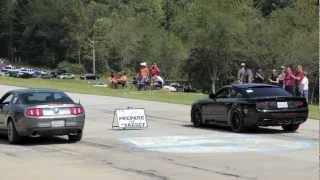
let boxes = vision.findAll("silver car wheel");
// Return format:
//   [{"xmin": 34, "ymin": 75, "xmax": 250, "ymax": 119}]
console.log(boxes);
[{"xmin": 8, "ymin": 122, "xmax": 13, "ymax": 142}]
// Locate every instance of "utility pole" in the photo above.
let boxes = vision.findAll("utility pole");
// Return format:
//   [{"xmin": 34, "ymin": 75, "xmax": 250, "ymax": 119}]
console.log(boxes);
[
  {"xmin": 78, "ymin": 48, "xmax": 81, "ymax": 65},
  {"xmin": 88, "ymin": 39, "xmax": 96, "ymax": 74}
]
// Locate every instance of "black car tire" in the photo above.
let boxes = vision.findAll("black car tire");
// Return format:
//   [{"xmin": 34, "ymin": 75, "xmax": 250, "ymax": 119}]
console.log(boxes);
[
  {"xmin": 282, "ymin": 124, "xmax": 300, "ymax": 132},
  {"xmin": 68, "ymin": 132, "xmax": 82, "ymax": 142},
  {"xmin": 7, "ymin": 120, "xmax": 21, "ymax": 144},
  {"xmin": 230, "ymin": 112, "xmax": 246, "ymax": 133},
  {"xmin": 192, "ymin": 108, "xmax": 203, "ymax": 127}
]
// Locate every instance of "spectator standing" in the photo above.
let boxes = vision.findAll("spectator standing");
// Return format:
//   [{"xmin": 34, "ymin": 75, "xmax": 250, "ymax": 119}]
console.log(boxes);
[
  {"xmin": 269, "ymin": 69, "xmax": 279, "ymax": 86},
  {"xmin": 277, "ymin": 66, "xmax": 286, "ymax": 88},
  {"xmin": 238, "ymin": 63, "xmax": 253, "ymax": 84},
  {"xmin": 300, "ymin": 72, "xmax": 309, "ymax": 103},
  {"xmin": 136, "ymin": 62, "xmax": 150, "ymax": 90},
  {"xmin": 253, "ymin": 67, "xmax": 264, "ymax": 83},
  {"xmin": 284, "ymin": 66, "xmax": 295, "ymax": 95},
  {"xmin": 140, "ymin": 62, "xmax": 150, "ymax": 79},
  {"xmin": 150, "ymin": 63, "xmax": 160, "ymax": 77},
  {"xmin": 292, "ymin": 64, "xmax": 305, "ymax": 96}
]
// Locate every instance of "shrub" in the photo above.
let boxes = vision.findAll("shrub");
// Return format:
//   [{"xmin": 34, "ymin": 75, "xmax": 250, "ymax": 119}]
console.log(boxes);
[{"xmin": 57, "ymin": 61, "xmax": 84, "ymax": 74}]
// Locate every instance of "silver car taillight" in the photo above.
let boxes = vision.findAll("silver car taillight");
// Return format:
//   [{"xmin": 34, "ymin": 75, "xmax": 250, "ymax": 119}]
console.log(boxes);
[
  {"xmin": 26, "ymin": 108, "xmax": 44, "ymax": 117},
  {"xmin": 69, "ymin": 107, "xmax": 84, "ymax": 115}
]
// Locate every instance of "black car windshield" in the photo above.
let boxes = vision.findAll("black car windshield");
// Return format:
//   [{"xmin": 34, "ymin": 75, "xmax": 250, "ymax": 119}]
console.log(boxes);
[
  {"xmin": 242, "ymin": 87, "xmax": 292, "ymax": 98},
  {"xmin": 19, "ymin": 92, "xmax": 74, "ymax": 105}
]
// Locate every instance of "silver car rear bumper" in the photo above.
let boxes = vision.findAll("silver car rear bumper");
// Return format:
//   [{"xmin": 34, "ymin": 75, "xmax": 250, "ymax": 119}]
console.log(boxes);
[{"xmin": 15, "ymin": 115, "xmax": 85, "ymax": 136}]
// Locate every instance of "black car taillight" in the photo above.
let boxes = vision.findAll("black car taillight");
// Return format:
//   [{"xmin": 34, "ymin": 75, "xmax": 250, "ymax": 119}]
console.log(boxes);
[
  {"xmin": 256, "ymin": 101, "xmax": 273, "ymax": 110},
  {"xmin": 294, "ymin": 101, "xmax": 305, "ymax": 108}
]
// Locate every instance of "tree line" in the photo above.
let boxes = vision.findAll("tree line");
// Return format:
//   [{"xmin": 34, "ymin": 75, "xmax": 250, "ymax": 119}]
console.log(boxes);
[{"xmin": 0, "ymin": 0, "xmax": 318, "ymax": 102}]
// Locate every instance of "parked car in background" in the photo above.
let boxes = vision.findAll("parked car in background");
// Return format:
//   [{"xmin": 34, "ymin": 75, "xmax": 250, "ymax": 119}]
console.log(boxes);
[
  {"xmin": 2, "ymin": 65, "xmax": 14, "ymax": 72},
  {"xmin": 8, "ymin": 69, "xmax": 20, "ymax": 77},
  {"xmin": 41, "ymin": 72, "xmax": 54, "ymax": 79},
  {"xmin": 58, "ymin": 73, "xmax": 75, "ymax": 79},
  {"xmin": 17, "ymin": 68, "xmax": 35, "ymax": 78},
  {"xmin": 80, "ymin": 73, "xmax": 99, "ymax": 80},
  {"xmin": 191, "ymin": 84, "xmax": 308, "ymax": 133},
  {"xmin": 31, "ymin": 70, "xmax": 42, "ymax": 78},
  {"xmin": 0, "ymin": 70, "xmax": 9, "ymax": 76},
  {"xmin": 56, "ymin": 69, "xmax": 67, "ymax": 75},
  {"xmin": 0, "ymin": 89, "xmax": 85, "ymax": 144},
  {"xmin": 50, "ymin": 69, "xmax": 66, "ymax": 78},
  {"xmin": 17, "ymin": 71, "xmax": 33, "ymax": 79}
]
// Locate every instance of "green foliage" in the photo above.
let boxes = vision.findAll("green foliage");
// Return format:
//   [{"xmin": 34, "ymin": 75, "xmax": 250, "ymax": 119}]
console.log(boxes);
[
  {"xmin": 57, "ymin": 61, "xmax": 85, "ymax": 74},
  {"xmin": 0, "ymin": 0, "xmax": 318, "ymax": 102}
]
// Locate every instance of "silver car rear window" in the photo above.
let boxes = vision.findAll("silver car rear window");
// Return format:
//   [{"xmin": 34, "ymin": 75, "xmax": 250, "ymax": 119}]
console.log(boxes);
[{"xmin": 19, "ymin": 92, "xmax": 74, "ymax": 105}]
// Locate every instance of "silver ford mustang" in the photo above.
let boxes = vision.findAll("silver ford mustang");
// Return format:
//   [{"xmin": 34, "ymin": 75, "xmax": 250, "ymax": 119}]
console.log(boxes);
[{"xmin": 0, "ymin": 89, "xmax": 85, "ymax": 144}]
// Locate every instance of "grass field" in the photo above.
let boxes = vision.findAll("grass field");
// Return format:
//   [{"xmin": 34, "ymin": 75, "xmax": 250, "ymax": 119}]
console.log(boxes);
[
  {"xmin": 309, "ymin": 105, "xmax": 319, "ymax": 120},
  {"xmin": 0, "ymin": 76, "xmax": 206, "ymax": 105},
  {"xmin": 0, "ymin": 76, "xmax": 318, "ymax": 120}
]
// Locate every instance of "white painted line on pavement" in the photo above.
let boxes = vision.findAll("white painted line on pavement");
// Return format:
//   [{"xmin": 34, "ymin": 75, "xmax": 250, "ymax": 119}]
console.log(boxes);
[{"xmin": 121, "ymin": 133, "xmax": 316, "ymax": 153}]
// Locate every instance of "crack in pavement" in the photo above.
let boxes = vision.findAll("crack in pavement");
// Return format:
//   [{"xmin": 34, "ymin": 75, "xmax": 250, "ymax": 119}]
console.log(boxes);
[
  {"xmin": 163, "ymin": 158, "xmax": 257, "ymax": 180},
  {"xmin": 1, "ymin": 151, "xmax": 19, "ymax": 158},
  {"xmin": 102, "ymin": 160, "xmax": 169, "ymax": 180},
  {"xmin": 80, "ymin": 141, "xmax": 115, "ymax": 150}
]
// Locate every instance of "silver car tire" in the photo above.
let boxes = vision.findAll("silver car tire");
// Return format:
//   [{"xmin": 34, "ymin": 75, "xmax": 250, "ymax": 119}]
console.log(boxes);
[
  {"xmin": 8, "ymin": 120, "xmax": 21, "ymax": 144},
  {"xmin": 68, "ymin": 132, "xmax": 82, "ymax": 143}
]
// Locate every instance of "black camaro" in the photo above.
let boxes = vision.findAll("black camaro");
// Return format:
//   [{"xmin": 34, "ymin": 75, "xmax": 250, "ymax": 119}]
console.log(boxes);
[{"xmin": 191, "ymin": 84, "xmax": 308, "ymax": 132}]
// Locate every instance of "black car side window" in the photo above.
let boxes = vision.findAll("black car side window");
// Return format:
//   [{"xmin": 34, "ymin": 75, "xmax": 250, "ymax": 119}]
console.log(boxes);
[
  {"xmin": 216, "ymin": 88, "xmax": 230, "ymax": 99},
  {"xmin": 230, "ymin": 89, "xmax": 243, "ymax": 98}
]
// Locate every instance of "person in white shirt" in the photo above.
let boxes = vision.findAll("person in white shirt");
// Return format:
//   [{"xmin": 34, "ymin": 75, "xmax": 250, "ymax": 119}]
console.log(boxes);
[{"xmin": 300, "ymin": 72, "xmax": 309, "ymax": 103}]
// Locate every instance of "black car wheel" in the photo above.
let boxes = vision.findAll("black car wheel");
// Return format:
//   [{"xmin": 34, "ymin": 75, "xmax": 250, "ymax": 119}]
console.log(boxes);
[
  {"xmin": 192, "ymin": 108, "xmax": 203, "ymax": 127},
  {"xmin": 230, "ymin": 113, "xmax": 246, "ymax": 133},
  {"xmin": 68, "ymin": 132, "xmax": 82, "ymax": 142},
  {"xmin": 282, "ymin": 124, "xmax": 300, "ymax": 132},
  {"xmin": 7, "ymin": 120, "xmax": 21, "ymax": 144}
]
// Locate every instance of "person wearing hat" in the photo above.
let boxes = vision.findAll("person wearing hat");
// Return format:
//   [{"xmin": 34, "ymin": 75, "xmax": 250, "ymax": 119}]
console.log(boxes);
[
  {"xmin": 136, "ymin": 62, "xmax": 150, "ymax": 90},
  {"xmin": 139, "ymin": 62, "xmax": 149, "ymax": 79},
  {"xmin": 237, "ymin": 62, "xmax": 253, "ymax": 84}
]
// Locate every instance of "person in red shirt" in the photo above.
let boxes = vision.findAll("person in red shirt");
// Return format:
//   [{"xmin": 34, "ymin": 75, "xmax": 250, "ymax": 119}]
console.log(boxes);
[
  {"xmin": 150, "ymin": 63, "xmax": 160, "ymax": 77},
  {"xmin": 284, "ymin": 66, "xmax": 295, "ymax": 95},
  {"xmin": 292, "ymin": 64, "xmax": 304, "ymax": 96}
]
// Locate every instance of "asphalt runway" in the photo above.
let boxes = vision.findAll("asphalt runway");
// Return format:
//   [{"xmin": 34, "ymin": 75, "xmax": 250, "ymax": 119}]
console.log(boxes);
[{"xmin": 0, "ymin": 85, "xmax": 318, "ymax": 180}]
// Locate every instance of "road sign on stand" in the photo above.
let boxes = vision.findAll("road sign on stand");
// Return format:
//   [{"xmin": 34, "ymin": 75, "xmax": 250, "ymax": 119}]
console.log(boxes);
[{"xmin": 112, "ymin": 108, "xmax": 148, "ymax": 129}]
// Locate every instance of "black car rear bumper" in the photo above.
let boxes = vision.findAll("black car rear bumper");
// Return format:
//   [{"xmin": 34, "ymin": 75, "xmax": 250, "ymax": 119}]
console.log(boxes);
[{"xmin": 244, "ymin": 109, "xmax": 308, "ymax": 127}]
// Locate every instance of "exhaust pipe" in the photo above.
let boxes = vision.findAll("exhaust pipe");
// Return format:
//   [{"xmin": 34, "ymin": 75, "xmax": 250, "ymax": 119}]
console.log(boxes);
[{"xmin": 31, "ymin": 131, "xmax": 39, "ymax": 137}]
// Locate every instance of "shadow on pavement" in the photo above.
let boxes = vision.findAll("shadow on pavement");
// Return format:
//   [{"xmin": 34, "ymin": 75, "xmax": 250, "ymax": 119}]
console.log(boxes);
[
  {"xmin": 0, "ymin": 133, "xmax": 70, "ymax": 146},
  {"xmin": 182, "ymin": 124, "xmax": 292, "ymax": 135}
]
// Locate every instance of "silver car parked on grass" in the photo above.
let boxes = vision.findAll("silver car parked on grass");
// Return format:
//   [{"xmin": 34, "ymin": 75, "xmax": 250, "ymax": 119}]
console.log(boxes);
[{"xmin": 0, "ymin": 89, "xmax": 85, "ymax": 144}]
